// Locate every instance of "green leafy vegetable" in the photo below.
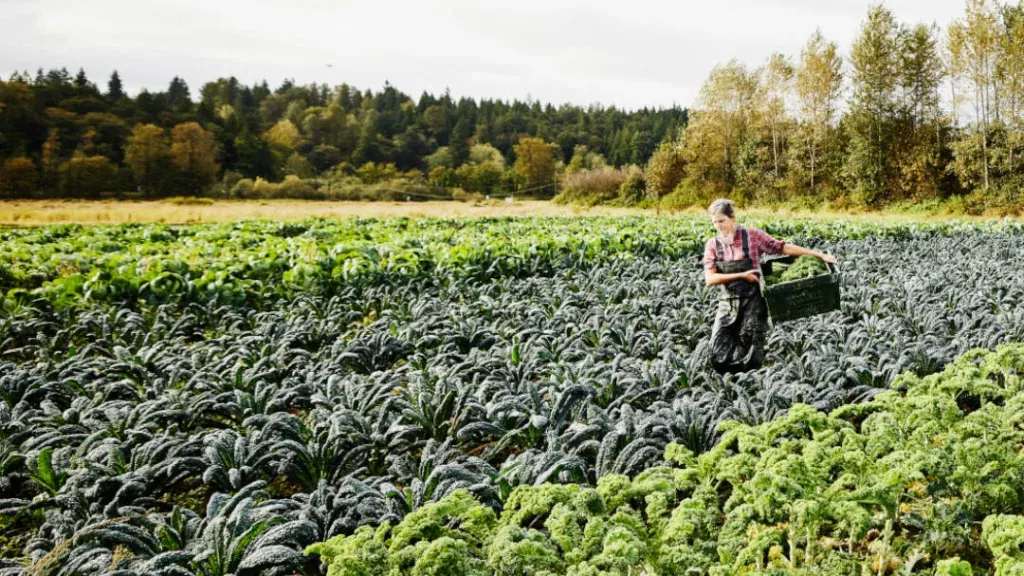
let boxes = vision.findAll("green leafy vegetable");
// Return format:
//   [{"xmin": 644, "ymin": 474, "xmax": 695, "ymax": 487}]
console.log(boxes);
[{"xmin": 765, "ymin": 255, "xmax": 830, "ymax": 285}]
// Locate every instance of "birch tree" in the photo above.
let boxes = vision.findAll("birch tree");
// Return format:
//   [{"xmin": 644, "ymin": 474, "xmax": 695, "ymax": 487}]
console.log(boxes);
[
  {"xmin": 760, "ymin": 53, "xmax": 793, "ymax": 180},
  {"xmin": 897, "ymin": 23, "xmax": 945, "ymax": 198},
  {"xmin": 794, "ymin": 30, "xmax": 842, "ymax": 192},
  {"xmin": 998, "ymin": 3, "xmax": 1024, "ymax": 172},
  {"xmin": 948, "ymin": 0, "xmax": 1001, "ymax": 191},
  {"xmin": 682, "ymin": 60, "xmax": 758, "ymax": 191},
  {"xmin": 845, "ymin": 4, "xmax": 902, "ymax": 205}
]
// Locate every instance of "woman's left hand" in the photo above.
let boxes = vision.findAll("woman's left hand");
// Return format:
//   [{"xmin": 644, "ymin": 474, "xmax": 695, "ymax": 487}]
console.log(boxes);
[{"xmin": 819, "ymin": 253, "xmax": 837, "ymax": 265}]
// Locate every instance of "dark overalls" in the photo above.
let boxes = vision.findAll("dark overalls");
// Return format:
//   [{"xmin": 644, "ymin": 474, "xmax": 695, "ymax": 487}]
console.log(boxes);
[{"xmin": 709, "ymin": 227, "xmax": 770, "ymax": 374}]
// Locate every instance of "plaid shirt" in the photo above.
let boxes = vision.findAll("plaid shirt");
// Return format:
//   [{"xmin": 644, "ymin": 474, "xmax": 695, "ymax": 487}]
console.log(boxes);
[{"xmin": 702, "ymin": 226, "xmax": 786, "ymax": 274}]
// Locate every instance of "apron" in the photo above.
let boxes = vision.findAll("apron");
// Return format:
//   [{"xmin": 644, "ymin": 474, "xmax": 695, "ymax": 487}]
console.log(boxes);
[{"xmin": 708, "ymin": 227, "xmax": 770, "ymax": 374}]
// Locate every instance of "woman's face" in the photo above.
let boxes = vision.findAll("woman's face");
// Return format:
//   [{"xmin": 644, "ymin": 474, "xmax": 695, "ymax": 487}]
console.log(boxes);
[{"xmin": 711, "ymin": 212, "xmax": 735, "ymax": 236}]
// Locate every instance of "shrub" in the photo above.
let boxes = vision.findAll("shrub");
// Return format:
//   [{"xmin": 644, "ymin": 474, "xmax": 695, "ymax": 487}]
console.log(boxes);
[
  {"xmin": 402, "ymin": 169, "xmax": 426, "ymax": 182},
  {"xmin": 0, "ymin": 157, "xmax": 39, "ymax": 197},
  {"xmin": 428, "ymin": 166, "xmax": 458, "ymax": 189},
  {"xmin": 165, "ymin": 196, "xmax": 214, "ymax": 206},
  {"xmin": 456, "ymin": 163, "xmax": 504, "ymax": 194},
  {"xmin": 645, "ymin": 142, "xmax": 686, "ymax": 199},
  {"xmin": 318, "ymin": 176, "xmax": 443, "ymax": 202},
  {"xmin": 277, "ymin": 175, "xmax": 316, "ymax": 199},
  {"xmin": 451, "ymin": 188, "xmax": 485, "ymax": 202},
  {"xmin": 786, "ymin": 194, "xmax": 826, "ymax": 212},
  {"xmin": 659, "ymin": 179, "xmax": 712, "ymax": 211},
  {"xmin": 942, "ymin": 191, "xmax": 988, "ymax": 216},
  {"xmin": 616, "ymin": 166, "xmax": 646, "ymax": 205},
  {"xmin": 553, "ymin": 168, "xmax": 627, "ymax": 206},
  {"xmin": 218, "ymin": 170, "xmax": 244, "ymax": 197},
  {"xmin": 425, "ymin": 147, "xmax": 454, "ymax": 170},
  {"xmin": 58, "ymin": 154, "xmax": 118, "ymax": 197},
  {"xmin": 231, "ymin": 178, "xmax": 255, "ymax": 198},
  {"xmin": 252, "ymin": 177, "xmax": 278, "ymax": 198},
  {"xmin": 356, "ymin": 162, "xmax": 399, "ymax": 184}
]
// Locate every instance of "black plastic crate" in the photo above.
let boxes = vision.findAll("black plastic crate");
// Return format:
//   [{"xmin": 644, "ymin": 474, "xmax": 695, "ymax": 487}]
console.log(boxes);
[{"xmin": 760, "ymin": 256, "xmax": 841, "ymax": 324}]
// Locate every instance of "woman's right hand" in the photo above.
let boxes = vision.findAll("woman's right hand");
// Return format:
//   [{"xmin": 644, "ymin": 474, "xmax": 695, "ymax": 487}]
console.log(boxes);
[{"xmin": 740, "ymin": 270, "xmax": 760, "ymax": 283}]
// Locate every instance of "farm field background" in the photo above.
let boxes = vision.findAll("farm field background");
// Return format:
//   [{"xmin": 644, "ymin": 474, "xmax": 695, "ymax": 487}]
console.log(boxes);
[
  {"xmin": 2, "ymin": 212, "xmax": 1024, "ymax": 574},
  {"xmin": 0, "ymin": 200, "xmax": 650, "ymax": 226},
  {"xmin": 0, "ymin": 199, "xmax": 998, "ymax": 226}
]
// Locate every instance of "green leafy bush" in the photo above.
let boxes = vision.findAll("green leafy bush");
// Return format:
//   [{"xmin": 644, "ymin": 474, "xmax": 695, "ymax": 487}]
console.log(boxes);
[
  {"xmin": 311, "ymin": 343, "xmax": 1024, "ymax": 575},
  {"xmin": 553, "ymin": 169, "xmax": 628, "ymax": 206}
]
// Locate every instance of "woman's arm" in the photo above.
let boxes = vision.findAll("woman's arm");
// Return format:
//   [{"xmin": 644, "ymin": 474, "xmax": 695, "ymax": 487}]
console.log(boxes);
[
  {"xmin": 705, "ymin": 269, "xmax": 759, "ymax": 287},
  {"xmin": 782, "ymin": 243, "xmax": 837, "ymax": 264}
]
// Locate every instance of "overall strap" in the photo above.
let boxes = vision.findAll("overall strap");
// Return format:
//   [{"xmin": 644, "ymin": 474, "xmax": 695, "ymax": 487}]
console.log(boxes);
[
  {"xmin": 740, "ymin": 227, "xmax": 750, "ymax": 260},
  {"xmin": 714, "ymin": 237, "xmax": 724, "ymax": 260}
]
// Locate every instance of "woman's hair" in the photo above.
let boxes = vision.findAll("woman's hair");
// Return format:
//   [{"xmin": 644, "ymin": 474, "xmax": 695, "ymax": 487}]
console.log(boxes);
[{"xmin": 707, "ymin": 198, "xmax": 735, "ymax": 218}]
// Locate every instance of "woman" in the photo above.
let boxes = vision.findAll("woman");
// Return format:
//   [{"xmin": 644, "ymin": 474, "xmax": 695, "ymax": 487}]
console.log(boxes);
[{"xmin": 702, "ymin": 198, "xmax": 836, "ymax": 373}]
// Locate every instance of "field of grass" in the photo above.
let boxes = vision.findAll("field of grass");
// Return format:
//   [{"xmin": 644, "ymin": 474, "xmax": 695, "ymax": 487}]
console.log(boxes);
[
  {"xmin": 0, "ymin": 198, "xmax": 1003, "ymax": 226},
  {"xmin": 0, "ymin": 199, "xmax": 646, "ymax": 225}
]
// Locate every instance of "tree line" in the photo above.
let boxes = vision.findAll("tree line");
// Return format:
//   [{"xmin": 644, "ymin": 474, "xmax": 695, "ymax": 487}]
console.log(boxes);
[
  {"xmin": 0, "ymin": 67, "xmax": 685, "ymax": 199},
  {"xmin": 4, "ymin": 0, "xmax": 1023, "ymax": 213},
  {"xmin": 558, "ymin": 0, "xmax": 1024, "ymax": 215}
]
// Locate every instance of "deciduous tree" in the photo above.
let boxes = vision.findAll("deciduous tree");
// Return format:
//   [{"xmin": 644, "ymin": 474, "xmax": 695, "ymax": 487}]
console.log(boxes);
[
  {"xmin": 513, "ymin": 137, "xmax": 556, "ymax": 193},
  {"xmin": 794, "ymin": 30, "xmax": 842, "ymax": 193},
  {"xmin": 124, "ymin": 123, "xmax": 169, "ymax": 195},
  {"xmin": 0, "ymin": 156, "xmax": 38, "ymax": 196},
  {"xmin": 170, "ymin": 122, "xmax": 219, "ymax": 193},
  {"xmin": 948, "ymin": 0, "xmax": 1001, "ymax": 191},
  {"xmin": 845, "ymin": 4, "xmax": 903, "ymax": 205}
]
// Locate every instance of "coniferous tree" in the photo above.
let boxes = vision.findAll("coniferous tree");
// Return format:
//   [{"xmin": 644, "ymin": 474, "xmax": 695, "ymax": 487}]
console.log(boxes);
[{"xmin": 106, "ymin": 71, "xmax": 124, "ymax": 102}]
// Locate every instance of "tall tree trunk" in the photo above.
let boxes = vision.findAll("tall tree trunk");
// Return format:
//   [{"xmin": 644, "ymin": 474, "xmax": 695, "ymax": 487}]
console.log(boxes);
[
  {"xmin": 1011, "ymin": 87, "xmax": 1016, "ymax": 172},
  {"xmin": 810, "ymin": 126, "xmax": 817, "ymax": 192},
  {"xmin": 972, "ymin": 75, "xmax": 989, "ymax": 193},
  {"xmin": 951, "ymin": 78, "xmax": 959, "ymax": 129},
  {"xmin": 771, "ymin": 115, "xmax": 779, "ymax": 179}
]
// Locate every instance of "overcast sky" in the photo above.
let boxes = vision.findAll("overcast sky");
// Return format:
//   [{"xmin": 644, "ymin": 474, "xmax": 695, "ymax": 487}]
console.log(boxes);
[{"xmin": 1, "ymin": 0, "xmax": 968, "ymax": 111}]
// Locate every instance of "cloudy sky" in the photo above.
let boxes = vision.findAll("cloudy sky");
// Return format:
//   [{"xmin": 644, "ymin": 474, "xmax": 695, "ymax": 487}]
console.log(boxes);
[{"xmin": 2, "ymin": 0, "xmax": 967, "ymax": 110}]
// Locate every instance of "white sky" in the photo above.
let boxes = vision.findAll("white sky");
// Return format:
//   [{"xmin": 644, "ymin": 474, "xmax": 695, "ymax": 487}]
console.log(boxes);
[{"xmin": 0, "ymin": 0, "xmax": 968, "ymax": 111}]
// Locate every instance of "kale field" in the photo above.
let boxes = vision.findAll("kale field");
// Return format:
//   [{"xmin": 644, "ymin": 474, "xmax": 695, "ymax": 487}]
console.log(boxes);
[{"xmin": 2, "ymin": 216, "xmax": 1024, "ymax": 575}]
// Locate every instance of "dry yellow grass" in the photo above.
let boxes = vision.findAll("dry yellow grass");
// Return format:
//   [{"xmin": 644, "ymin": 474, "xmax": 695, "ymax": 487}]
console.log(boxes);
[
  {"xmin": 0, "ymin": 199, "xmax": 645, "ymax": 225},
  {"xmin": 0, "ymin": 198, "xmax": 1000, "ymax": 226}
]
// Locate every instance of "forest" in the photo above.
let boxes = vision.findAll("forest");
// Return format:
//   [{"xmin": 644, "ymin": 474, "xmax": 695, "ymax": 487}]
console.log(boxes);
[
  {"xmin": 0, "ymin": 66, "xmax": 684, "ymax": 201},
  {"xmin": 3, "ymin": 0, "xmax": 1024, "ymax": 214}
]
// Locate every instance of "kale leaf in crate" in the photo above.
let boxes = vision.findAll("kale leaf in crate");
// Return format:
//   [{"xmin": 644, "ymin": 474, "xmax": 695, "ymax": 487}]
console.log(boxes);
[{"xmin": 765, "ymin": 255, "xmax": 829, "ymax": 285}]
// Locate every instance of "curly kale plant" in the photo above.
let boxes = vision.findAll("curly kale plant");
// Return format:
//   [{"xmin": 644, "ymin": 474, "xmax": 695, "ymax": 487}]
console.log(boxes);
[{"xmin": 310, "ymin": 343, "xmax": 1024, "ymax": 575}]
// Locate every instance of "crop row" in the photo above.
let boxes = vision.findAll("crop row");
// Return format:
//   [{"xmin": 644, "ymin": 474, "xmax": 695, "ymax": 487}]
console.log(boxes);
[
  {"xmin": 1, "ymin": 220, "xmax": 1023, "ymax": 575},
  {"xmin": 2, "ymin": 217, "xmax": 1020, "ymax": 309},
  {"xmin": 310, "ymin": 343, "xmax": 1024, "ymax": 575}
]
